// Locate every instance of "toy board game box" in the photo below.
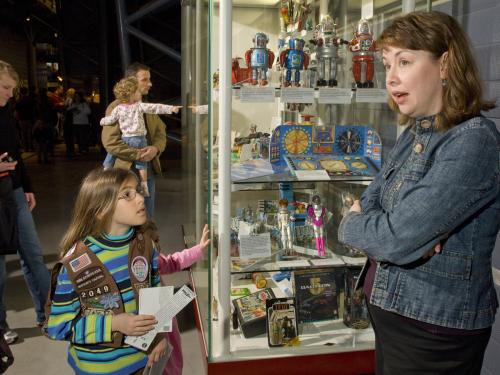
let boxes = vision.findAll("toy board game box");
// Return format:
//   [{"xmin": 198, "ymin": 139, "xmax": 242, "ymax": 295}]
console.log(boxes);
[
  {"xmin": 293, "ymin": 268, "xmax": 344, "ymax": 323},
  {"xmin": 343, "ymin": 267, "xmax": 370, "ymax": 329},
  {"xmin": 266, "ymin": 297, "xmax": 298, "ymax": 347},
  {"xmin": 233, "ymin": 288, "xmax": 276, "ymax": 338}
]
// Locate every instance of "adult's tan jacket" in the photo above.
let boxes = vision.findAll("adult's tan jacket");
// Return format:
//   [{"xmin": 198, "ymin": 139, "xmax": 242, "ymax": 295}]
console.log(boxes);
[{"xmin": 101, "ymin": 99, "xmax": 167, "ymax": 174}]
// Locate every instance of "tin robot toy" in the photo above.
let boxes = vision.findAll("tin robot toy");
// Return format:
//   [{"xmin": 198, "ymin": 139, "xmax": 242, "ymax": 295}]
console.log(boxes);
[
  {"xmin": 348, "ymin": 18, "xmax": 377, "ymax": 88},
  {"xmin": 306, "ymin": 195, "xmax": 329, "ymax": 257},
  {"xmin": 245, "ymin": 33, "xmax": 275, "ymax": 86},
  {"xmin": 310, "ymin": 15, "xmax": 348, "ymax": 87},
  {"xmin": 279, "ymin": 38, "xmax": 309, "ymax": 87}
]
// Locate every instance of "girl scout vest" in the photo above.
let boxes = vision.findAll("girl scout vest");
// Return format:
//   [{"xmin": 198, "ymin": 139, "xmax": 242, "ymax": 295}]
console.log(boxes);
[{"xmin": 44, "ymin": 229, "xmax": 156, "ymax": 348}]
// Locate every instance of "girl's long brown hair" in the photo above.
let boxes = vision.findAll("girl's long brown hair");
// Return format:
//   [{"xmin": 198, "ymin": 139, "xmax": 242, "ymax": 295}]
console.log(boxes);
[
  {"xmin": 59, "ymin": 168, "xmax": 138, "ymax": 257},
  {"xmin": 378, "ymin": 11, "xmax": 496, "ymax": 131}
]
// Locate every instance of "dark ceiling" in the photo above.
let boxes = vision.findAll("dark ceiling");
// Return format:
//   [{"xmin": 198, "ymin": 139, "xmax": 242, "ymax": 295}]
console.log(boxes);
[{"xmin": 0, "ymin": 0, "xmax": 182, "ymax": 103}]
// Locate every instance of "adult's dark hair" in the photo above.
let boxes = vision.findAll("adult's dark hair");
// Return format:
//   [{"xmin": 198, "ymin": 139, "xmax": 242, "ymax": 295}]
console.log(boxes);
[
  {"xmin": 378, "ymin": 11, "xmax": 496, "ymax": 131},
  {"xmin": 125, "ymin": 62, "xmax": 150, "ymax": 78}
]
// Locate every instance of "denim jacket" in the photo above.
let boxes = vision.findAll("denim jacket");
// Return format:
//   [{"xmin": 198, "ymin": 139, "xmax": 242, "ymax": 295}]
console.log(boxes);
[{"xmin": 338, "ymin": 116, "xmax": 500, "ymax": 329}]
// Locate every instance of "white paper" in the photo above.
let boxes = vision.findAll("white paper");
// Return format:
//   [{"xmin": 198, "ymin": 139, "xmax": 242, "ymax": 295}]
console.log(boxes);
[
  {"xmin": 318, "ymin": 88, "xmax": 353, "ymax": 104},
  {"xmin": 341, "ymin": 256, "xmax": 367, "ymax": 266},
  {"xmin": 240, "ymin": 86, "xmax": 276, "ymax": 103},
  {"xmin": 310, "ymin": 258, "xmax": 345, "ymax": 266},
  {"xmin": 239, "ymin": 232, "xmax": 272, "ymax": 259},
  {"xmin": 139, "ymin": 286, "xmax": 174, "ymax": 332},
  {"xmin": 294, "ymin": 170, "xmax": 330, "ymax": 181},
  {"xmin": 276, "ymin": 260, "xmax": 310, "ymax": 268},
  {"xmin": 125, "ymin": 285, "xmax": 196, "ymax": 351},
  {"xmin": 355, "ymin": 89, "xmax": 388, "ymax": 103},
  {"xmin": 281, "ymin": 88, "xmax": 315, "ymax": 103}
]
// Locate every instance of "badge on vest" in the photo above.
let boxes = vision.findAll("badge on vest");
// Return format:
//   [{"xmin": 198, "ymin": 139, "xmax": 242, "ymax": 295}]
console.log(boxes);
[
  {"xmin": 82, "ymin": 291, "xmax": 121, "ymax": 315},
  {"xmin": 70, "ymin": 253, "xmax": 91, "ymax": 272},
  {"xmin": 75, "ymin": 266, "xmax": 105, "ymax": 290},
  {"xmin": 131, "ymin": 256, "xmax": 149, "ymax": 282}
]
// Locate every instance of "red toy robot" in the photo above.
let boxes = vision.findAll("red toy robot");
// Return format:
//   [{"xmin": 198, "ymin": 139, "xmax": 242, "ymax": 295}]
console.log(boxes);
[{"xmin": 349, "ymin": 18, "xmax": 377, "ymax": 88}]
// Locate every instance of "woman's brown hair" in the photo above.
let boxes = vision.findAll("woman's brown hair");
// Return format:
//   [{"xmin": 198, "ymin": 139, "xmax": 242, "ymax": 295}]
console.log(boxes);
[
  {"xmin": 378, "ymin": 11, "xmax": 495, "ymax": 130},
  {"xmin": 59, "ymin": 168, "xmax": 139, "ymax": 257}
]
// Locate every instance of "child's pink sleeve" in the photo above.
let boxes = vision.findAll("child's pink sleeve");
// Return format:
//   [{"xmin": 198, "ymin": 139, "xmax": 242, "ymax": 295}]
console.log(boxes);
[{"xmin": 158, "ymin": 245, "xmax": 204, "ymax": 275}]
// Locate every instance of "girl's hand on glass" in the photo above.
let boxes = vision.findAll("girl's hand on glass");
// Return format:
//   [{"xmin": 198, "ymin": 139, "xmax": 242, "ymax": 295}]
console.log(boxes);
[
  {"xmin": 111, "ymin": 313, "xmax": 157, "ymax": 336},
  {"xmin": 199, "ymin": 224, "xmax": 210, "ymax": 252},
  {"xmin": 349, "ymin": 200, "xmax": 362, "ymax": 213},
  {"xmin": 147, "ymin": 336, "xmax": 168, "ymax": 367}
]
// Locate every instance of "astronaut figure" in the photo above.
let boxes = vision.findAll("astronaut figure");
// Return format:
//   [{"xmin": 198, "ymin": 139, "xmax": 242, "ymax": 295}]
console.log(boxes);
[
  {"xmin": 311, "ymin": 15, "xmax": 347, "ymax": 87},
  {"xmin": 307, "ymin": 195, "xmax": 327, "ymax": 257},
  {"xmin": 279, "ymin": 38, "xmax": 309, "ymax": 87},
  {"xmin": 349, "ymin": 18, "xmax": 377, "ymax": 88},
  {"xmin": 245, "ymin": 33, "xmax": 275, "ymax": 86},
  {"xmin": 278, "ymin": 199, "xmax": 294, "ymax": 253}
]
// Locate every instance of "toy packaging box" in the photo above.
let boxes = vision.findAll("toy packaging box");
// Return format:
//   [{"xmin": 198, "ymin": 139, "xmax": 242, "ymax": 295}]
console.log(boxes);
[
  {"xmin": 266, "ymin": 297, "xmax": 298, "ymax": 347},
  {"xmin": 293, "ymin": 268, "xmax": 344, "ymax": 323},
  {"xmin": 233, "ymin": 288, "xmax": 276, "ymax": 338},
  {"xmin": 343, "ymin": 267, "xmax": 370, "ymax": 329}
]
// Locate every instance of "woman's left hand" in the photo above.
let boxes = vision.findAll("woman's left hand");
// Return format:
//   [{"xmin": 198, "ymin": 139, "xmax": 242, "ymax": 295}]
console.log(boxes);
[
  {"xmin": 25, "ymin": 192, "xmax": 36, "ymax": 211},
  {"xmin": 147, "ymin": 337, "xmax": 169, "ymax": 367},
  {"xmin": 349, "ymin": 200, "xmax": 362, "ymax": 213}
]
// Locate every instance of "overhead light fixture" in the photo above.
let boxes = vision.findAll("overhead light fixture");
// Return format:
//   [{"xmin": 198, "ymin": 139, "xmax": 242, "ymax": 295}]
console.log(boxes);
[{"xmin": 26, "ymin": 17, "xmax": 31, "ymax": 22}]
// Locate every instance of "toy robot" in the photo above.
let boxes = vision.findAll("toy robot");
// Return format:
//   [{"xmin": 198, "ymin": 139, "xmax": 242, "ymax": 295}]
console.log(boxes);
[
  {"xmin": 349, "ymin": 18, "xmax": 377, "ymax": 88},
  {"xmin": 307, "ymin": 195, "xmax": 327, "ymax": 257},
  {"xmin": 279, "ymin": 38, "xmax": 309, "ymax": 87},
  {"xmin": 245, "ymin": 33, "xmax": 275, "ymax": 86},
  {"xmin": 310, "ymin": 15, "xmax": 348, "ymax": 87},
  {"xmin": 278, "ymin": 199, "xmax": 294, "ymax": 253}
]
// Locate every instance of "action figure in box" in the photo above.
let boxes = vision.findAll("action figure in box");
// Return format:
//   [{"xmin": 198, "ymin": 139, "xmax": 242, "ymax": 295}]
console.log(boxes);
[
  {"xmin": 348, "ymin": 18, "xmax": 377, "ymax": 88},
  {"xmin": 245, "ymin": 33, "xmax": 275, "ymax": 86},
  {"xmin": 310, "ymin": 15, "xmax": 348, "ymax": 87},
  {"xmin": 306, "ymin": 195, "xmax": 331, "ymax": 257},
  {"xmin": 279, "ymin": 38, "xmax": 309, "ymax": 87}
]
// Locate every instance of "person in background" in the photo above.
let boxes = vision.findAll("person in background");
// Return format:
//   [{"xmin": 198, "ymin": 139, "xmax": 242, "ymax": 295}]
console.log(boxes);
[
  {"xmin": 67, "ymin": 91, "xmax": 91, "ymax": 155},
  {"xmin": 338, "ymin": 11, "xmax": 499, "ymax": 375},
  {"xmin": 101, "ymin": 62, "xmax": 168, "ymax": 218},
  {"xmin": 63, "ymin": 87, "xmax": 76, "ymax": 158},
  {"xmin": 0, "ymin": 60, "xmax": 50, "ymax": 344}
]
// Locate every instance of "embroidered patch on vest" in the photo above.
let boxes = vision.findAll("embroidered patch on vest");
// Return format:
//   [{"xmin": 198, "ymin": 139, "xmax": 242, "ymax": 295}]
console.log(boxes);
[
  {"xmin": 70, "ymin": 253, "xmax": 91, "ymax": 272},
  {"xmin": 82, "ymin": 291, "xmax": 121, "ymax": 312},
  {"xmin": 131, "ymin": 256, "xmax": 149, "ymax": 282},
  {"xmin": 75, "ymin": 266, "xmax": 105, "ymax": 290}
]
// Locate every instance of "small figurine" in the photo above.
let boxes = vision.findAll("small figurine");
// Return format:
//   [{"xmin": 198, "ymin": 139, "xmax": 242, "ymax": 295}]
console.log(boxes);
[
  {"xmin": 348, "ymin": 18, "xmax": 377, "ymax": 88},
  {"xmin": 232, "ymin": 57, "xmax": 251, "ymax": 86},
  {"xmin": 310, "ymin": 15, "xmax": 348, "ymax": 87},
  {"xmin": 307, "ymin": 195, "xmax": 327, "ymax": 257},
  {"xmin": 279, "ymin": 38, "xmax": 309, "ymax": 87},
  {"xmin": 278, "ymin": 199, "xmax": 294, "ymax": 253},
  {"xmin": 245, "ymin": 33, "xmax": 275, "ymax": 86}
]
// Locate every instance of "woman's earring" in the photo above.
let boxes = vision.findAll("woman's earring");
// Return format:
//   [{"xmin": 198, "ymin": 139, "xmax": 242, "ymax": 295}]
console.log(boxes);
[{"xmin": 441, "ymin": 79, "xmax": 448, "ymax": 87}]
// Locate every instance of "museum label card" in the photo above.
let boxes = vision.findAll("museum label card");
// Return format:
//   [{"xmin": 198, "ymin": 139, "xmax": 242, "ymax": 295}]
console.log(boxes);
[
  {"xmin": 294, "ymin": 169, "xmax": 330, "ymax": 181},
  {"xmin": 239, "ymin": 232, "xmax": 272, "ymax": 259},
  {"xmin": 240, "ymin": 86, "xmax": 276, "ymax": 102},
  {"xmin": 281, "ymin": 88, "xmax": 315, "ymax": 103},
  {"xmin": 318, "ymin": 88, "xmax": 352, "ymax": 104},
  {"xmin": 355, "ymin": 88, "xmax": 388, "ymax": 103}
]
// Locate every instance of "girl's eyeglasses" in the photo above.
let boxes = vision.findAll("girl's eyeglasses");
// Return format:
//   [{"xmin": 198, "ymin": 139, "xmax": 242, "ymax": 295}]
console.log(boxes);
[{"xmin": 118, "ymin": 187, "xmax": 145, "ymax": 201}]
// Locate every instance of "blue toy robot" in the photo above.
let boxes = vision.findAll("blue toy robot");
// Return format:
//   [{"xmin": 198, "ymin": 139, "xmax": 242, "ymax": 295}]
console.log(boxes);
[
  {"xmin": 244, "ymin": 32, "xmax": 275, "ymax": 86},
  {"xmin": 279, "ymin": 38, "xmax": 310, "ymax": 87}
]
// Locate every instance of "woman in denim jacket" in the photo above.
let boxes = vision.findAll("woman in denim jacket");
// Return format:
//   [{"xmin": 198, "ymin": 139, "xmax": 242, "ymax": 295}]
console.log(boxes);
[{"xmin": 338, "ymin": 11, "xmax": 500, "ymax": 375}]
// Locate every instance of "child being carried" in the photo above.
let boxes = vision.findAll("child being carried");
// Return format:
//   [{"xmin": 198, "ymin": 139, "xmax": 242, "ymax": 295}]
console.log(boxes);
[{"xmin": 101, "ymin": 77, "xmax": 181, "ymax": 196}]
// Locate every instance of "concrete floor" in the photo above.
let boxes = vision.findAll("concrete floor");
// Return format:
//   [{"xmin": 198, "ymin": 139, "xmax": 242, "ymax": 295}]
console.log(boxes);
[{"xmin": 4, "ymin": 144, "xmax": 206, "ymax": 374}]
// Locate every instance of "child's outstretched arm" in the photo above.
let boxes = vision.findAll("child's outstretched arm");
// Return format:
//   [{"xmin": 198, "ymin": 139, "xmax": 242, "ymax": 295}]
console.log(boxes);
[
  {"xmin": 139, "ymin": 102, "xmax": 182, "ymax": 115},
  {"xmin": 100, "ymin": 106, "xmax": 121, "ymax": 126},
  {"xmin": 158, "ymin": 224, "xmax": 210, "ymax": 275},
  {"xmin": 46, "ymin": 265, "xmax": 157, "ymax": 344}
]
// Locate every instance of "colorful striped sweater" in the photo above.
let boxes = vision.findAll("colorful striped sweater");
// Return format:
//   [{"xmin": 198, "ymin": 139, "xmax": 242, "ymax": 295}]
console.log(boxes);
[{"xmin": 46, "ymin": 228, "xmax": 160, "ymax": 375}]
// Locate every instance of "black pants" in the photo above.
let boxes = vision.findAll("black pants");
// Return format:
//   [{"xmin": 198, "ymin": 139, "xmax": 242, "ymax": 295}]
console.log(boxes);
[{"xmin": 367, "ymin": 303, "xmax": 491, "ymax": 375}]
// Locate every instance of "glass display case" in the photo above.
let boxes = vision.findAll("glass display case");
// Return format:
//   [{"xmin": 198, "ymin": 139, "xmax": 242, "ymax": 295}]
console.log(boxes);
[{"xmin": 181, "ymin": 0, "xmax": 433, "ymax": 373}]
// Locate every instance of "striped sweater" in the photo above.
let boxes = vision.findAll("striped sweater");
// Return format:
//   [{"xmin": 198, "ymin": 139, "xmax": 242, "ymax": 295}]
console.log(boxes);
[{"xmin": 46, "ymin": 228, "xmax": 160, "ymax": 375}]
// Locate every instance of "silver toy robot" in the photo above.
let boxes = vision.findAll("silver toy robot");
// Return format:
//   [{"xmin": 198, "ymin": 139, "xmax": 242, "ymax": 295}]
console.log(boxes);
[
  {"xmin": 244, "ymin": 32, "xmax": 275, "ymax": 86},
  {"xmin": 278, "ymin": 199, "xmax": 294, "ymax": 252},
  {"xmin": 310, "ymin": 15, "xmax": 348, "ymax": 87}
]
